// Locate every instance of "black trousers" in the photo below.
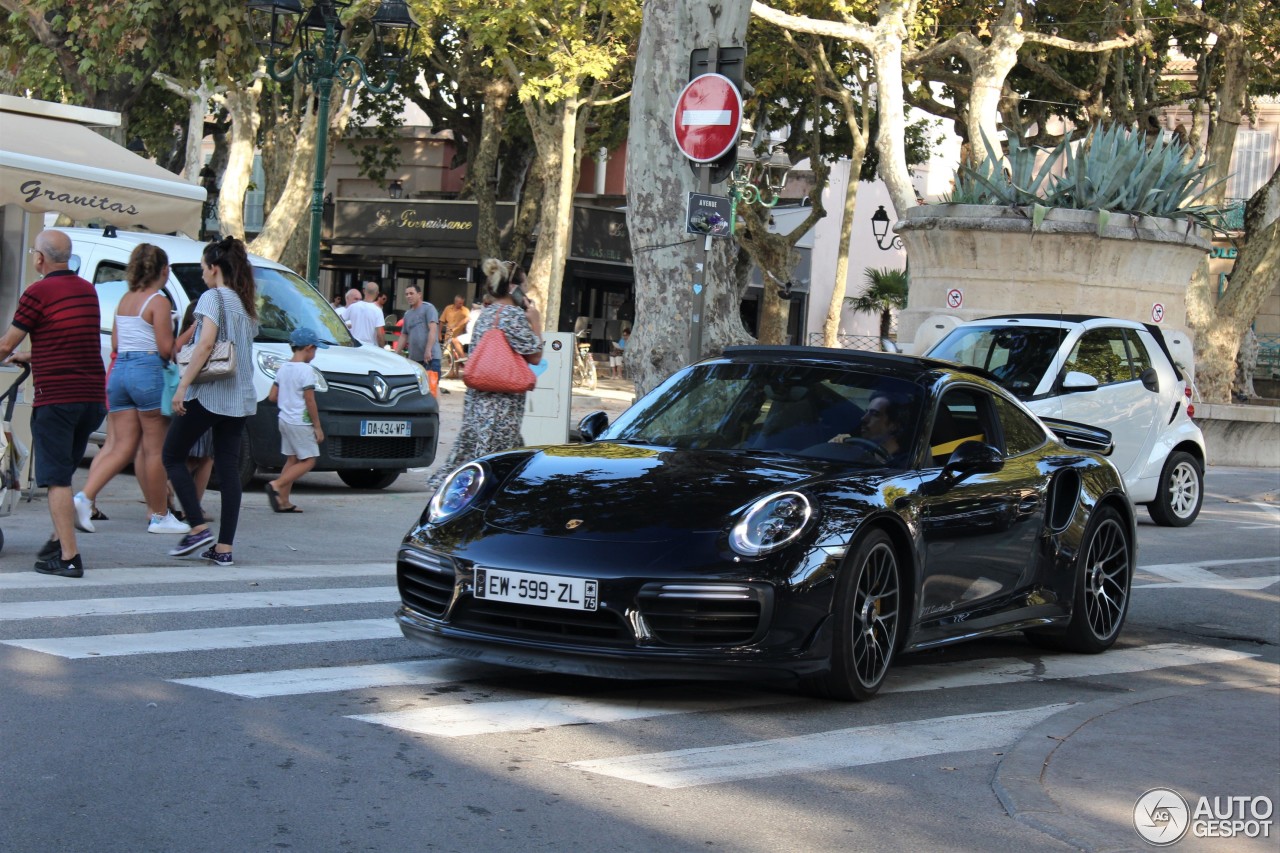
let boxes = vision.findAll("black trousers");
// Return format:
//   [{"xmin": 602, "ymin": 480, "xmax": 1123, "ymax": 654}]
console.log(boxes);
[{"xmin": 162, "ymin": 399, "xmax": 246, "ymax": 547}]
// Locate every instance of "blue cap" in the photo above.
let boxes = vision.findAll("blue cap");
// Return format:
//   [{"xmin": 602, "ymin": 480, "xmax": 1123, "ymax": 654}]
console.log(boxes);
[{"xmin": 290, "ymin": 327, "xmax": 330, "ymax": 348}]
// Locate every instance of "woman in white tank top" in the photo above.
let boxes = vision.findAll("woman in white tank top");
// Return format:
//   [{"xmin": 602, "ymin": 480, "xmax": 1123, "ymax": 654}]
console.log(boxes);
[{"xmin": 75, "ymin": 243, "xmax": 191, "ymax": 535}]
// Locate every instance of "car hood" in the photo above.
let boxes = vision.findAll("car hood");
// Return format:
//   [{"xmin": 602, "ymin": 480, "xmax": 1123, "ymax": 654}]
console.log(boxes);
[{"xmin": 482, "ymin": 443, "xmax": 830, "ymax": 542}]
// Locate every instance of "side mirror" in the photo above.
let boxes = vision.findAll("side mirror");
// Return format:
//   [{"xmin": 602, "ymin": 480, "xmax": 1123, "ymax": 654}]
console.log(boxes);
[
  {"xmin": 1140, "ymin": 366, "xmax": 1160, "ymax": 393},
  {"xmin": 577, "ymin": 410, "xmax": 609, "ymax": 442},
  {"xmin": 924, "ymin": 441, "xmax": 1004, "ymax": 495},
  {"xmin": 1061, "ymin": 371, "xmax": 1099, "ymax": 393}
]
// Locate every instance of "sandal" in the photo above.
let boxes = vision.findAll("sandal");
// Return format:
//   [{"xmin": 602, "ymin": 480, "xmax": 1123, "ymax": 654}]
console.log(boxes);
[
  {"xmin": 265, "ymin": 483, "xmax": 282, "ymax": 513},
  {"xmin": 90, "ymin": 504, "xmax": 109, "ymax": 521}
]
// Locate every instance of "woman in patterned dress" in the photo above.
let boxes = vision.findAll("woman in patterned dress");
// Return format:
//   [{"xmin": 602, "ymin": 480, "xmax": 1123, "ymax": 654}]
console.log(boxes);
[{"xmin": 426, "ymin": 259, "xmax": 542, "ymax": 493}]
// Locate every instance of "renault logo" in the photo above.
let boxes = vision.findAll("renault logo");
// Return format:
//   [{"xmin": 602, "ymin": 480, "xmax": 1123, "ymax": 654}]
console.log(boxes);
[
  {"xmin": 372, "ymin": 375, "xmax": 390, "ymax": 402},
  {"xmin": 565, "ymin": 519, "xmax": 584, "ymax": 530}
]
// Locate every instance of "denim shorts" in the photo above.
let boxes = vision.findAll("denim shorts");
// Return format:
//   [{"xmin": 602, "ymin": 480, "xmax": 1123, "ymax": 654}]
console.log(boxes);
[
  {"xmin": 106, "ymin": 351, "xmax": 165, "ymax": 412},
  {"xmin": 32, "ymin": 402, "xmax": 107, "ymax": 487}
]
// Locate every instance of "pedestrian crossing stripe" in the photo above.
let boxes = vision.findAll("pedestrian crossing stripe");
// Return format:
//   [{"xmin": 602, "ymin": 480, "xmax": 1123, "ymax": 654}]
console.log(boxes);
[
  {"xmin": 0, "ymin": 587, "xmax": 398, "ymax": 621},
  {"xmin": 172, "ymin": 658, "xmax": 508, "ymax": 698},
  {"xmin": 344, "ymin": 643, "xmax": 1253, "ymax": 737},
  {"xmin": 567, "ymin": 704, "xmax": 1072, "ymax": 788},
  {"xmin": 0, "ymin": 563, "xmax": 390, "ymax": 591},
  {"xmin": 2, "ymin": 618, "xmax": 401, "ymax": 658},
  {"xmin": 348, "ymin": 691, "xmax": 787, "ymax": 737}
]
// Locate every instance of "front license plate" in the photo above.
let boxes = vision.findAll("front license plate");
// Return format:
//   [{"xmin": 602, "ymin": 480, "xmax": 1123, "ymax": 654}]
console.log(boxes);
[
  {"xmin": 360, "ymin": 420, "xmax": 410, "ymax": 437},
  {"xmin": 474, "ymin": 568, "xmax": 598, "ymax": 612}
]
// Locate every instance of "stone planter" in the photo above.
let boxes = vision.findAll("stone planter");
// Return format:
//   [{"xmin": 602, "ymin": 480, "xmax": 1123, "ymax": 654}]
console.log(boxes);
[{"xmin": 896, "ymin": 204, "xmax": 1211, "ymax": 349}]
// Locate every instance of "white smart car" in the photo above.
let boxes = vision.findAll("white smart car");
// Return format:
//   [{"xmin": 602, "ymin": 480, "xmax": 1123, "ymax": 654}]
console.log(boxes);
[{"xmin": 925, "ymin": 314, "xmax": 1206, "ymax": 526}]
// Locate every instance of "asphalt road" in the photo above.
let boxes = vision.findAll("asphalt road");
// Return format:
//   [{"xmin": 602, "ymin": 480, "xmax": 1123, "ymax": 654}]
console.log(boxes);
[{"xmin": 0, "ymin": 395, "xmax": 1275, "ymax": 852}]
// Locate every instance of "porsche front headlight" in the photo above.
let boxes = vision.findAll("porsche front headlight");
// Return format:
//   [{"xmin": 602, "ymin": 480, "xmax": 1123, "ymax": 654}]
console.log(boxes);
[
  {"xmin": 427, "ymin": 462, "xmax": 486, "ymax": 524},
  {"xmin": 729, "ymin": 491, "xmax": 814, "ymax": 556}
]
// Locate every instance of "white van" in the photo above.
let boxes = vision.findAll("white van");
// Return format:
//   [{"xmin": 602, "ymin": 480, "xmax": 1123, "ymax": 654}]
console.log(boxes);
[{"xmin": 67, "ymin": 227, "xmax": 438, "ymax": 489}]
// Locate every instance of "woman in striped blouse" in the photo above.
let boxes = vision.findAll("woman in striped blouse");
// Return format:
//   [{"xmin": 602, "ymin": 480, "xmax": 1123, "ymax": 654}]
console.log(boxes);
[{"xmin": 162, "ymin": 237, "xmax": 259, "ymax": 566}]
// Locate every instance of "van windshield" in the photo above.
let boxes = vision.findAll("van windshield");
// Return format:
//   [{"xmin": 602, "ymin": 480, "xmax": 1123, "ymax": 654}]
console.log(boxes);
[{"xmin": 171, "ymin": 264, "xmax": 355, "ymax": 347}]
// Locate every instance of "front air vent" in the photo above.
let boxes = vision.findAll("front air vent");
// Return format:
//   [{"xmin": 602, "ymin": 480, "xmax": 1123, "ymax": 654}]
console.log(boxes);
[
  {"xmin": 397, "ymin": 548, "xmax": 456, "ymax": 617},
  {"xmin": 1046, "ymin": 470, "xmax": 1081, "ymax": 532},
  {"xmin": 636, "ymin": 583, "xmax": 771, "ymax": 646}
]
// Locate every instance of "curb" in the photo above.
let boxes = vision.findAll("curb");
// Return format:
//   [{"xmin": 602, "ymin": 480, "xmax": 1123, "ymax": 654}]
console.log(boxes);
[{"xmin": 992, "ymin": 678, "xmax": 1277, "ymax": 852}]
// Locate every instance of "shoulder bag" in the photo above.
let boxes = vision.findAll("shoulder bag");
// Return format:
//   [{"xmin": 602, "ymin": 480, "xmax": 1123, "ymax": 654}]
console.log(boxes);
[
  {"xmin": 177, "ymin": 290, "xmax": 237, "ymax": 384},
  {"xmin": 462, "ymin": 308, "xmax": 536, "ymax": 394}
]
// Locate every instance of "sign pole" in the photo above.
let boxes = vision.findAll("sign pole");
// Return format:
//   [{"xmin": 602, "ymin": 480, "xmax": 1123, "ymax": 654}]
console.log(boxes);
[
  {"xmin": 689, "ymin": 164, "xmax": 712, "ymax": 364},
  {"xmin": 688, "ymin": 44, "xmax": 718, "ymax": 365}
]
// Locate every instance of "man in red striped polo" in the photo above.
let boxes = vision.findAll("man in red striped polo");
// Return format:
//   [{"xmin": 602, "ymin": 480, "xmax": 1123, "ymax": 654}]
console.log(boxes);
[{"xmin": 0, "ymin": 229, "xmax": 107, "ymax": 577}]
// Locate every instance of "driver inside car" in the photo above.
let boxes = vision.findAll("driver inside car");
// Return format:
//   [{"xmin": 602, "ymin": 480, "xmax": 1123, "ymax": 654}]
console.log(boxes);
[{"xmin": 830, "ymin": 391, "xmax": 911, "ymax": 466}]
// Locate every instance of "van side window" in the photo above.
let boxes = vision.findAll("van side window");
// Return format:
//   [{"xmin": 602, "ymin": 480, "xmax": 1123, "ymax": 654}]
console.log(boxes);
[{"xmin": 93, "ymin": 261, "xmax": 129, "ymax": 334}]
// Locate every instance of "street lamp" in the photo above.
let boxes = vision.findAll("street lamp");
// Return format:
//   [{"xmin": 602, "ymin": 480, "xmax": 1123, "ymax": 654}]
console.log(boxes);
[
  {"xmin": 871, "ymin": 205, "xmax": 903, "ymax": 251},
  {"xmin": 388, "ymin": 179, "xmax": 404, "ymax": 199},
  {"xmin": 245, "ymin": 0, "xmax": 419, "ymax": 286},
  {"xmin": 726, "ymin": 138, "xmax": 792, "ymax": 236}
]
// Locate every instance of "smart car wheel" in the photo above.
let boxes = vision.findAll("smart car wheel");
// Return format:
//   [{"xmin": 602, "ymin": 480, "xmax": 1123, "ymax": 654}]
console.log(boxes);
[
  {"xmin": 1030, "ymin": 505, "xmax": 1131, "ymax": 653},
  {"xmin": 810, "ymin": 529, "xmax": 901, "ymax": 701},
  {"xmin": 1146, "ymin": 451, "xmax": 1202, "ymax": 527}
]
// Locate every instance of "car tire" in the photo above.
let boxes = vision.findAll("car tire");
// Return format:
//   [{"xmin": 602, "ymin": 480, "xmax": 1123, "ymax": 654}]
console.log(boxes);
[
  {"xmin": 207, "ymin": 427, "xmax": 256, "ymax": 492},
  {"xmin": 337, "ymin": 469, "xmax": 400, "ymax": 490},
  {"xmin": 1027, "ymin": 505, "xmax": 1131, "ymax": 653},
  {"xmin": 807, "ymin": 528, "xmax": 901, "ymax": 701},
  {"xmin": 1145, "ymin": 451, "xmax": 1202, "ymax": 527}
]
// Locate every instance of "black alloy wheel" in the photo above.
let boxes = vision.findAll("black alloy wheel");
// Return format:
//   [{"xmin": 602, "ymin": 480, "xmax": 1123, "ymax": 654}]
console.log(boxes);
[
  {"xmin": 809, "ymin": 528, "xmax": 901, "ymax": 700},
  {"xmin": 1028, "ymin": 505, "xmax": 1131, "ymax": 653}
]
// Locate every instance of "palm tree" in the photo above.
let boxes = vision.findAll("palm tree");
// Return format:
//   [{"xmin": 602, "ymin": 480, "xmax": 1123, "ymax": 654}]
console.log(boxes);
[{"xmin": 846, "ymin": 267, "xmax": 909, "ymax": 340}]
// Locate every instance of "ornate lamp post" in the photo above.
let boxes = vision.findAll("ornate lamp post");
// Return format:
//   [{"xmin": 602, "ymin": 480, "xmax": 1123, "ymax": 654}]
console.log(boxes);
[
  {"xmin": 245, "ymin": 0, "xmax": 419, "ymax": 286},
  {"xmin": 871, "ymin": 204, "xmax": 903, "ymax": 251}
]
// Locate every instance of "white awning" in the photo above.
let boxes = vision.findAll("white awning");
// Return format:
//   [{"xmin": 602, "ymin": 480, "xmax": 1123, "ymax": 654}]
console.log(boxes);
[{"xmin": 0, "ymin": 109, "xmax": 206, "ymax": 234}]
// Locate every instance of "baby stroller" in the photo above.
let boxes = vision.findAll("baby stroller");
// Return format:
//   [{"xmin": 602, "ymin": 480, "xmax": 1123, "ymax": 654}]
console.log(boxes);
[{"xmin": 0, "ymin": 365, "xmax": 32, "ymax": 555}]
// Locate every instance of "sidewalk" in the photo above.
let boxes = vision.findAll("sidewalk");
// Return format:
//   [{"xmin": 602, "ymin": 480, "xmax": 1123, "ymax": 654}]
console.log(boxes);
[{"xmin": 995, "ymin": 678, "xmax": 1280, "ymax": 852}]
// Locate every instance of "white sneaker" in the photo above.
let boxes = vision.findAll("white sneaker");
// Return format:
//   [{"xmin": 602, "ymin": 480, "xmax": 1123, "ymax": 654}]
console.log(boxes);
[
  {"xmin": 73, "ymin": 492, "xmax": 95, "ymax": 533},
  {"xmin": 148, "ymin": 511, "xmax": 191, "ymax": 534}
]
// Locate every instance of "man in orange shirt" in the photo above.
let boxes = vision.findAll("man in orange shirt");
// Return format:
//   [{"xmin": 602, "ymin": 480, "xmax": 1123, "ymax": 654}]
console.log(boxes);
[{"xmin": 439, "ymin": 294, "xmax": 470, "ymax": 368}]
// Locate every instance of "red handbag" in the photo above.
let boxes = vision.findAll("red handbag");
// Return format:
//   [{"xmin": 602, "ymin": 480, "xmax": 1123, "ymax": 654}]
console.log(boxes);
[{"xmin": 462, "ymin": 309, "xmax": 537, "ymax": 393}]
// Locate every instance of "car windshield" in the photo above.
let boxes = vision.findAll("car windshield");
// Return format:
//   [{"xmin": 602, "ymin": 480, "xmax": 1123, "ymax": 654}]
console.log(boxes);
[
  {"xmin": 929, "ymin": 325, "xmax": 1068, "ymax": 399},
  {"xmin": 171, "ymin": 263, "xmax": 354, "ymax": 346},
  {"xmin": 602, "ymin": 362, "xmax": 924, "ymax": 468}
]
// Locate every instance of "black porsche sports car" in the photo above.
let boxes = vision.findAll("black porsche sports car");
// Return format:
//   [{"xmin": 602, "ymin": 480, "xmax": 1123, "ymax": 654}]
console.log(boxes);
[{"xmin": 396, "ymin": 347, "xmax": 1135, "ymax": 700}]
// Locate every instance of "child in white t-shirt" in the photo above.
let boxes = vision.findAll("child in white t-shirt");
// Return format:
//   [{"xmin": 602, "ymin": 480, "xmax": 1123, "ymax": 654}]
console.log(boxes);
[{"xmin": 265, "ymin": 327, "xmax": 328, "ymax": 513}]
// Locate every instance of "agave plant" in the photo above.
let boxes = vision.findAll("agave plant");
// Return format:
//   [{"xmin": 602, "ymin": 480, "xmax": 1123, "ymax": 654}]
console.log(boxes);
[{"xmin": 949, "ymin": 123, "xmax": 1227, "ymax": 231}]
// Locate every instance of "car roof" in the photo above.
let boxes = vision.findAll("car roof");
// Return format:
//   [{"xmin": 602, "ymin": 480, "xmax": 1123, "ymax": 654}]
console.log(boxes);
[
  {"xmin": 970, "ymin": 314, "xmax": 1146, "ymax": 330},
  {"xmin": 721, "ymin": 345, "xmax": 1001, "ymax": 384},
  {"xmin": 61, "ymin": 227, "xmax": 292, "ymax": 273}
]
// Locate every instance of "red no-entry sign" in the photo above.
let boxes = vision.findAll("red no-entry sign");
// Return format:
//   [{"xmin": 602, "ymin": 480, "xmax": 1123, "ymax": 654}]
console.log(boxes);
[{"xmin": 672, "ymin": 73, "xmax": 743, "ymax": 163}]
